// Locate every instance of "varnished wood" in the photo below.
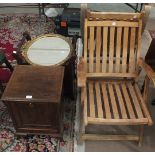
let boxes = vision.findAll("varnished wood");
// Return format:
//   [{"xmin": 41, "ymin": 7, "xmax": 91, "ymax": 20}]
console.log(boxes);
[
  {"xmin": 109, "ymin": 27, "xmax": 115, "ymax": 73},
  {"xmin": 108, "ymin": 84, "xmax": 119, "ymax": 119},
  {"xmin": 121, "ymin": 83, "xmax": 136, "ymax": 119},
  {"xmin": 86, "ymin": 72, "xmax": 138, "ymax": 78},
  {"xmin": 101, "ymin": 83, "xmax": 111, "ymax": 119},
  {"xmin": 89, "ymin": 27, "xmax": 95, "ymax": 72},
  {"xmin": 81, "ymin": 134, "xmax": 139, "ymax": 141},
  {"xmin": 122, "ymin": 27, "xmax": 129, "ymax": 73},
  {"xmin": 115, "ymin": 27, "xmax": 122, "ymax": 72},
  {"xmin": 115, "ymin": 84, "xmax": 127, "ymax": 119},
  {"xmin": 87, "ymin": 117, "xmax": 148, "ymax": 125},
  {"xmin": 127, "ymin": 83, "xmax": 144, "ymax": 118},
  {"xmin": 102, "ymin": 27, "xmax": 108, "ymax": 72},
  {"xmin": 88, "ymin": 82, "xmax": 95, "ymax": 117},
  {"xmin": 77, "ymin": 58, "xmax": 87, "ymax": 87},
  {"xmin": 95, "ymin": 82, "xmax": 103, "ymax": 118},
  {"xmin": 134, "ymin": 84, "xmax": 153, "ymax": 125},
  {"xmin": 96, "ymin": 27, "xmax": 101, "ymax": 72},
  {"xmin": 138, "ymin": 57, "xmax": 155, "ymax": 86},
  {"xmin": 1, "ymin": 65, "xmax": 64, "ymax": 136},
  {"xmin": 79, "ymin": 11, "xmax": 154, "ymax": 145},
  {"xmin": 87, "ymin": 21, "xmax": 139, "ymax": 27},
  {"xmin": 87, "ymin": 11, "xmax": 143, "ymax": 21},
  {"xmin": 129, "ymin": 27, "xmax": 136, "ymax": 73}
]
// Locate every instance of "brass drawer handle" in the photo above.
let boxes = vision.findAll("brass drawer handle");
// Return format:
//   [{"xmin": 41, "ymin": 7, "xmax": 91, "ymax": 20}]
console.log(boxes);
[{"xmin": 28, "ymin": 102, "xmax": 34, "ymax": 108}]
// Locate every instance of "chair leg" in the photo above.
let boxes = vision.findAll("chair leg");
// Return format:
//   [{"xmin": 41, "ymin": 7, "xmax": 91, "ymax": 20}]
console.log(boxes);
[{"xmin": 138, "ymin": 125, "xmax": 144, "ymax": 147}]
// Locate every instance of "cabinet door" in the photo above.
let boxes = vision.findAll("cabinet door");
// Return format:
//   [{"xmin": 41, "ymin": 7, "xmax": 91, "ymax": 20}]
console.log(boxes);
[{"xmin": 8, "ymin": 102, "xmax": 60, "ymax": 131}]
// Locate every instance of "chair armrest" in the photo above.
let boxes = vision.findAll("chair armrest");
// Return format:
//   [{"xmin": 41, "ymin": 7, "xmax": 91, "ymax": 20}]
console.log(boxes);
[
  {"xmin": 77, "ymin": 58, "xmax": 87, "ymax": 87},
  {"xmin": 138, "ymin": 57, "xmax": 155, "ymax": 86}
]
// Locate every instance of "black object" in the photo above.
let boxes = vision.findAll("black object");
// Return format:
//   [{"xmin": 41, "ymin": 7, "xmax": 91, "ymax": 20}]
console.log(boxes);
[{"xmin": 54, "ymin": 8, "xmax": 81, "ymax": 37}]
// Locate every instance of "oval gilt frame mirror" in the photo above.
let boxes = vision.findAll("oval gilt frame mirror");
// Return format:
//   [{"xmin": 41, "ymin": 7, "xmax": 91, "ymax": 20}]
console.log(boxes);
[{"xmin": 21, "ymin": 34, "xmax": 73, "ymax": 66}]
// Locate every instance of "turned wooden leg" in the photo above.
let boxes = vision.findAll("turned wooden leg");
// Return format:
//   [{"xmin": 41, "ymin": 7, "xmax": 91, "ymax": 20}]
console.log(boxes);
[{"xmin": 138, "ymin": 125, "xmax": 144, "ymax": 147}]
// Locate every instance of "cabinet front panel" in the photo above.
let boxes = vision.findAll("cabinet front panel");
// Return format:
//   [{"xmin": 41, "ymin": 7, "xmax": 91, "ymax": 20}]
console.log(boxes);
[{"xmin": 9, "ymin": 102, "xmax": 59, "ymax": 131}]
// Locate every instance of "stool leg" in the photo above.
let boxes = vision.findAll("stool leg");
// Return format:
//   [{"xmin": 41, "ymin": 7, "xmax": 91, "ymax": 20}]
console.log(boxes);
[{"xmin": 138, "ymin": 125, "xmax": 144, "ymax": 147}]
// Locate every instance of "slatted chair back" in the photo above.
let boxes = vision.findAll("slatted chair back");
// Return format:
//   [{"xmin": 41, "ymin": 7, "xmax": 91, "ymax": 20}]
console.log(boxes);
[{"xmin": 84, "ymin": 11, "xmax": 143, "ymax": 78}]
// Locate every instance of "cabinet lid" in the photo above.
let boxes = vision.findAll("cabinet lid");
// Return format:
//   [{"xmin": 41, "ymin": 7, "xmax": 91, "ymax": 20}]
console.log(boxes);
[{"xmin": 1, "ymin": 65, "xmax": 64, "ymax": 103}]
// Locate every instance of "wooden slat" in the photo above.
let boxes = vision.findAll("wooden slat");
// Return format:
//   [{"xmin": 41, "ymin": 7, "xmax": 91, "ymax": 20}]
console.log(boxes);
[
  {"xmin": 95, "ymin": 82, "xmax": 103, "ymax": 118},
  {"xmin": 122, "ymin": 27, "xmax": 129, "ymax": 73},
  {"xmin": 87, "ymin": 21, "xmax": 139, "ymax": 27},
  {"xmin": 108, "ymin": 84, "xmax": 119, "ymax": 118},
  {"xmin": 88, "ymin": 82, "xmax": 95, "ymax": 117},
  {"xmin": 86, "ymin": 72, "xmax": 138, "ymax": 78},
  {"xmin": 134, "ymin": 84, "xmax": 153, "ymax": 125},
  {"xmin": 83, "ymin": 88, "xmax": 88, "ymax": 125},
  {"xmin": 127, "ymin": 83, "xmax": 144, "ymax": 118},
  {"xmin": 89, "ymin": 27, "xmax": 95, "ymax": 72},
  {"xmin": 129, "ymin": 27, "xmax": 136, "ymax": 73},
  {"xmin": 87, "ymin": 11, "xmax": 143, "ymax": 20},
  {"xmin": 81, "ymin": 134, "xmax": 139, "ymax": 141},
  {"xmin": 101, "ymin": 83, "xmax": 111, "ymax": 118},
  {"xmin": 87, "ymin": 117, "xmax": 148, "ymax": 125},
  {"xmin": 84, "ymin": 19, "xmax": 88, "ymax": 60},
  {"xmin": 115, "ymin": 27, "xmax": 122, "ymax": 72},
  {"xmin": 115, "ymin": 84, "xmax": 127, "ymax": 119},
  {"xmin": 96, "ymin": 27, "xmax": 101, "ymax": 72},
  {"xmin": 121, "ymin": 83, "xmax": 136, "ymax": 119},
  {"xmin": 136, "ymin": 20, "xmax": 142, "ymax": 60},
  {"xmin": 102, "ymin": 27, "xmax": 108, "ymax": 72},
  {"xmin": 109, "ymin": 27, "xmax": 115, "ymax": 73}
]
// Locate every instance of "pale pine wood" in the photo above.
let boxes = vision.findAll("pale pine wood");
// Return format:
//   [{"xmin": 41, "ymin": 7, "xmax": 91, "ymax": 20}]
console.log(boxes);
[
  {"xmin": 138, "ymin": 125, "xmax": 144, "ymax": 147},
  {"xmin": 138, "ymin": 58, "xmax": 155, "ymax": 86},
  {"xmin": 87, "ymin": 11, "xmax": 143, "ymax": 20},
  {"xmin": 87, "ymin": 117, "xmax": 148, "ymax": 125},
  {"xmin": 89, "ymin": 27, "xmax": 95, "ymax": 72},
  {"xmin": 80, "ymin": 4, "xmax": 87, "ymax": 41},
  {"xmin": 102, "ymin": 27, "xmax": 108, "ymax": 72},
  {"xmin": 108, "ymin": 84, "xmax": 119, "ymax": 119},
  {"xmin": 122, "ymin": 27, "xmax": 129, "ymax": 73},
  {"xmin": 87, "ymin": 21, "xmax": 139, "ymax": 27},
  {"xmin": 96, "ymin": 27, "xmax": 101, "ymax": 72},
  {"xmin": 81, "ymin": 134, "xmax": 139, "ymax": 141},
  {"xmin": 101, "ymin": 83, "xmax": 111, "ymax": 118},
  {"xmin": 109, "ymin": 27, "xmax": 115, "ymax": 73},
  {"xmin": 129, "ymin": 27, "xmax": 136, "ymax": 73},
  {"xmin": 83, "ymin": 87, "xmax": 88, "ymax": 125},
  {"xmin": 134, "ymin": 84, "xmax": 153, "ymax": 125},
  {"xmin": 127, "ymin": 83, "xmax": 144, "ymax": 118},
  {"xmin": 121, "ymin": 83, "xmax": 136, "ymax": 119},
  {"xmin": 88, "ymin": 82, "xmax": 95, "ymax": 117},
  {"xmin": 143, "ymin": 76, "xmax": 150, "ymax": 104},
  {"xmin": 136, "ymin": 20, "xmax": 142, "ymax": 69},
  {"xmin": 84, "ymin": 19, "xmax": 88, "ymax": 60},
  {"xmin": 77, "ymin": 58, "xmax": 86, "ymax": 87},
  {"xmin": 86, "ymin": 72, "xmax": 138, "ymax": 78},
  {"xmin": 115, "ymin": 27, "xmax": 122, "ymax": 72},
  {"xmin": 79, "ymin": 11, "xmax": 153, "ymax": 145},
  {"xmin": 115, "ymin": 84, "xmax": 128, "ymax": 119},
  {"xmin": 95, "ymin": 82, "xmax": 103, "ymax": 118}
]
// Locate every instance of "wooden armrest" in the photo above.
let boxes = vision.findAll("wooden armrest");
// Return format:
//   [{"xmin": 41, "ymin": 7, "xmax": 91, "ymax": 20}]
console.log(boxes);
[
  {"xmin": 77, "ymin": 58, "xmax": 86, "ymax": 87},
  {"xmin": 138, "ymin": 57, "xmax": 155, "ymax": 86}
]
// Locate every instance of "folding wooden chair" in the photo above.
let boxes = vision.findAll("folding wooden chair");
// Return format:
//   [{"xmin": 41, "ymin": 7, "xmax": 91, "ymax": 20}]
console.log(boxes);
[{"xmin": 77, "ymin": 11, "xmax": 155, "ymax": 146}]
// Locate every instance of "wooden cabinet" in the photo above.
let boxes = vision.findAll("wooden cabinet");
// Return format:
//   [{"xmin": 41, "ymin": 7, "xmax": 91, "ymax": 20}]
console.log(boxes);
[{"xmin": 1, "ymin": 65, "xmax": 64, "ymax": 136}]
